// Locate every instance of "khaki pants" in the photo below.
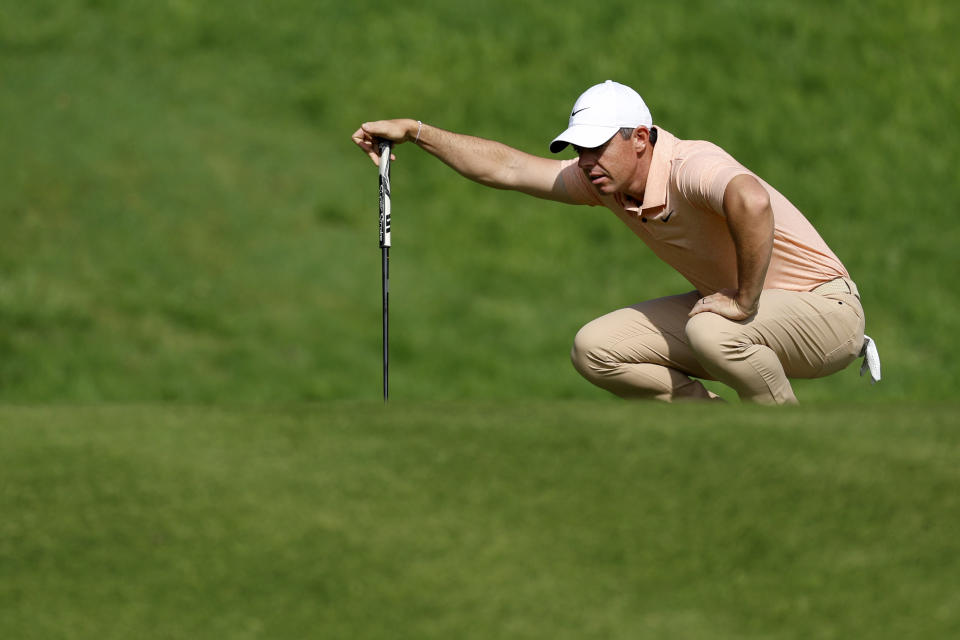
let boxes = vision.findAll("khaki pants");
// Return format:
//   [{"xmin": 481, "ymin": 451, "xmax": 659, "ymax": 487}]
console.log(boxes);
[{"xmin": 570, "ymin": 278, "xmax": 865, "ymax": 405}]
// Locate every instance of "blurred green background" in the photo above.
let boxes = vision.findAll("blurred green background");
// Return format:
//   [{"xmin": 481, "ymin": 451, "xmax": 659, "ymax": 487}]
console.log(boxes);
[
  {"xmin": 3, "ymin": 4, "xmax": 960, "ymax": 639},
  {"xmin": 1, "ymin": 0, "xmax": 958, "ymax": 404}
]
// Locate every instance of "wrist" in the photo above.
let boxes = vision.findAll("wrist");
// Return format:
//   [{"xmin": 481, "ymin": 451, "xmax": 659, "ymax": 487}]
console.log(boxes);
[
  {"xmin": 409, "ymin": 119, "xmax": 424, "ymax": 144},
  {"xmin": 736, "ymin": 291, "xmax": 759, "ymax": 314}
]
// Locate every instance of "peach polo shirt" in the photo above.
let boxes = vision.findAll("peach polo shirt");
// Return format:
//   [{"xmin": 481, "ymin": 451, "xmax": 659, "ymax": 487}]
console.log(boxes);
[{"xmin": 560, "ymin": 128, "xmax": 850, "ymax": 295}]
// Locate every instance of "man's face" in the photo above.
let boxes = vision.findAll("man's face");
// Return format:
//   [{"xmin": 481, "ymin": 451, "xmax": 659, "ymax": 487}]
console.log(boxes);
[{"xmin": 574, "ymin": 130, "xmax": 638, "ymax": 196}]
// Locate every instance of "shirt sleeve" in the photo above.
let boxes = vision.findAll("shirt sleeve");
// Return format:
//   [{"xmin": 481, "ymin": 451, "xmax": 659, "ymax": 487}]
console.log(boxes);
[
  {"xmin": 559, "ymin": 158, "xmax": 603, "ymax": 206},
  {"xmin": 673, "ymin": 149, "xmax": 751, "ymax": 216}
]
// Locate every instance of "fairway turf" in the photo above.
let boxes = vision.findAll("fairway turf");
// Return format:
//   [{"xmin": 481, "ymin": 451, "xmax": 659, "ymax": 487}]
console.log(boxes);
[
  {"xmin": 2, "ymin": 403, "xmax": 958, "ymax": 639},
  {"xmin": 2, "ymin": 3, "xmax": 959, "ymax": 638}
]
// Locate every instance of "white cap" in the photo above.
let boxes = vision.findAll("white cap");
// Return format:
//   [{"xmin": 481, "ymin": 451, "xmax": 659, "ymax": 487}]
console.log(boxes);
[{"xmin": 549, "ymin": 80, "xmax": 653, "ymax": 153}]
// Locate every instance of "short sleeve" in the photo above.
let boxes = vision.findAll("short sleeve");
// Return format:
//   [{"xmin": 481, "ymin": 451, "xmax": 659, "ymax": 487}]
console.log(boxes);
[
  {"xmin": 559, "ymin": 158, "xmax": 603, "ymax": 206},
  {"xmin": 673, "ymin": 150, "xmax": 751, "ymax": 216}
]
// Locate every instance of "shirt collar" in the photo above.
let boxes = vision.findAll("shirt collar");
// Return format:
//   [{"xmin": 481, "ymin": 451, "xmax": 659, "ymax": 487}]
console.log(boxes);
[
  {"xmin": 637, "ymin": 127, "xmax": 675, "ymax": 212},
  {"xmin": 611, "ymin": 128, "xmax": 676, "ymax": 215}
]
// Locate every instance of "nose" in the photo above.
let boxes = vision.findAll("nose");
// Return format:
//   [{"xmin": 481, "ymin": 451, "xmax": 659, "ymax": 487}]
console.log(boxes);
[{"xmin": 578, "ymin": 149, "xmax": 597, "ymax": 171}]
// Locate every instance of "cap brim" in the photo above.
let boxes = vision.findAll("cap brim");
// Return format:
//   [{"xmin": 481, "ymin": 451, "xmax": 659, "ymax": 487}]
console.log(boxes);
[{"xmin": 549, "ymin": 125, "xmax": 619, "ymax": 154}]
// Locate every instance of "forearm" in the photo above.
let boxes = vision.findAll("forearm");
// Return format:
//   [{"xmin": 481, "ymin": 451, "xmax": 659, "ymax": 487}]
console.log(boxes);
[
  {"xmin": 730, "ymin": 217, "xmax": 772, "ymax": 312},
  {"xmin": 724, "ymin": 176, "xmax": 774, "ymax": 313},
  {"xmin": 413, "ymin": 121, "xmax": 532, "ymax": 189}
]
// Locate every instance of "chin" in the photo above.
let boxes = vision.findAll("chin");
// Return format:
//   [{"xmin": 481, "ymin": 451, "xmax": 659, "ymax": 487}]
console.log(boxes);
[{"xmin": 595, "ymin": 183, "xmax": 618, "ymax": 196}]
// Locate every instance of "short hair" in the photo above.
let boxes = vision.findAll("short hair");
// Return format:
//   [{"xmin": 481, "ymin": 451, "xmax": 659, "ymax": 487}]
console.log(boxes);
[{"xmin": 619, "ymin": 126, "xmax": 657, "ymax": 145}]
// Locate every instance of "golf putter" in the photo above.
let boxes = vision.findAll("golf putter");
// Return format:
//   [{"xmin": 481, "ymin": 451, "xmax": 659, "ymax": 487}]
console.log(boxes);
[{"xmin": 378, "ymin": 140, "xmax": 392, "ymax": 402}]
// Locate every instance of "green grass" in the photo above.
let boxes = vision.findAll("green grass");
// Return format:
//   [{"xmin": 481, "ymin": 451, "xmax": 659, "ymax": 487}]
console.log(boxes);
[
  {"xmin": 1, "ymin": 4, "xmax": 958, "ymax": 637},
  {"xmin": 0, "ymin": 0, "xmax": 957, "ymax": 403},
  {"xmin": 2, "ymin": 403, "xmax": 958, "ymax": 639}
]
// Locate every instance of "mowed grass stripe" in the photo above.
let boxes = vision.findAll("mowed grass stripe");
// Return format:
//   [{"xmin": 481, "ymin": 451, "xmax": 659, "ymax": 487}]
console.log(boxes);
[{"xmin": 2, "ymin": 403, "xmax": 958, "ymax": 639}]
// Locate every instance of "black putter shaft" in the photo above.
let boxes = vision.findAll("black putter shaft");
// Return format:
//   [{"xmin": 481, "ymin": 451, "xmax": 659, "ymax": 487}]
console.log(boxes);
[{"xmin": 378, "ymin": 140, "xmax": 392, "ymax": 402}]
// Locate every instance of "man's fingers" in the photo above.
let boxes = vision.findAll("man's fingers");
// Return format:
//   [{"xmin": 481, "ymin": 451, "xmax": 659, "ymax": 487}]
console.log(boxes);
[
  {"xmin": 362, "ymin": 121, "xmax": 393, "ymax": 142},
  {"xmin": 688, "ymin": 295, "xmax": 747, "ymax": 320},
  {"xmin": 351, "ymin": 126, "xmax": 384, "ymax": 166},
  {"xmin": 688, "ymin": 297, "xmax": 709, "ymax": 318},
  {"xmin": 353, "ymin": 121, "xmax": 409, "ymax": 166},
  {"xmin": 689, "ymin": 300, "xmax": 714, "ymax": 317}
]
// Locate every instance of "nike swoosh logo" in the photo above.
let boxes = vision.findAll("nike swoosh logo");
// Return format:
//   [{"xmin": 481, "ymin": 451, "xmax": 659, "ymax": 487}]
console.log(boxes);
[
  {"xmin": 571, "ymin": 107, "xmax": 590, "ymax": 117},
  {"xmin": 662, "ymin": 210, "xmax": 675, "ymax": 222}
]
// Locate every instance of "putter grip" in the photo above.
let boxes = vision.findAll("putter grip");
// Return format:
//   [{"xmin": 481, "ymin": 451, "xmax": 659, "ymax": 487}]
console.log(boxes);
[{"xmin": 378, "ymin": 141, "xmax": 392, "ymax": 248}]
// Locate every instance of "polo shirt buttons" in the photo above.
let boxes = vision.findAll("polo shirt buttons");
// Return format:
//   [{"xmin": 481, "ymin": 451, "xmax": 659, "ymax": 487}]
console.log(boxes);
[{"xmin": 641, "ymin": 217, "xmax": 647, "ymax": 223}]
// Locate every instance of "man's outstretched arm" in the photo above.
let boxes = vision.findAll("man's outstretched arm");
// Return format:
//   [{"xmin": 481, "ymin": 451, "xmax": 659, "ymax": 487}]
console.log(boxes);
[{"xmin": 351, "ymin": 119, "xmax": 578, "ymax": 204}]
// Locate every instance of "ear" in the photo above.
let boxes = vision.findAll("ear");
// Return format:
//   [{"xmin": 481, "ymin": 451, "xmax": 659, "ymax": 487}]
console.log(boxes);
[{"xmin": 633, "ymin": 127, "xmax": 650, "ymax": 154}]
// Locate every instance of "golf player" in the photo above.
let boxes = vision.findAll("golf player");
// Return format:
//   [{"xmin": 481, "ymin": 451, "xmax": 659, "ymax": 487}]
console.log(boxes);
[{"xmin": 352, "ymin": 80, "xmax": 878, "ymax": 404}]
